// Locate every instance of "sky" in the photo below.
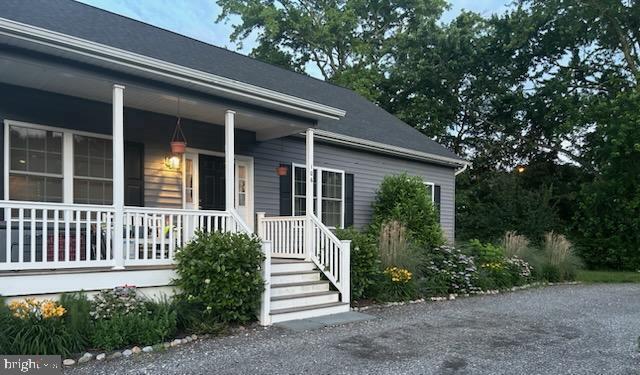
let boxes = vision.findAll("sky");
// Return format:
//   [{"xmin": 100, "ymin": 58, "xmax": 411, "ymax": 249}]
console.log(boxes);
[{"xmin": 77, "ymin": 0, "xmax": 510, "ymax": 76}]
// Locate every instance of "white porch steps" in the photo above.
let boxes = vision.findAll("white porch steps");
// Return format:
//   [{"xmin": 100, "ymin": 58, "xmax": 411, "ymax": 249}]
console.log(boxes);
[{"xmin": 269, "ymin": 258, "xmax": 350, "ymax": 323}]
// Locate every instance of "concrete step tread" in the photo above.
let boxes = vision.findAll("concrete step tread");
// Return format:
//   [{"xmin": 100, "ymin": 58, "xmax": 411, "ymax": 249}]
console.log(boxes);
[
  {"xmin": 271, "ymin": 258, "xmax": 311, "ymax": 264},
  {"xmin": 270, "ymin": 302, "xmax": 350, "ymax": 315},
  {"xmin": 271, "ymin": 290, "xmax": 338, "ymax": 302},
  {"xmin": 271, "ymin": 270, "xmax": 318, "ymax": 276},
  {"xmin": 271, "ymin": 280, "xmax": 329, "ymax": 289}
]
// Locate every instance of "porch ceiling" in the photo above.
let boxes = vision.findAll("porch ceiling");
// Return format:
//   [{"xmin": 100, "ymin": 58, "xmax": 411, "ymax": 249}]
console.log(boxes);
[{"xmin": 0, "ymin": 52, "xmax": 313, "ymax": 140}]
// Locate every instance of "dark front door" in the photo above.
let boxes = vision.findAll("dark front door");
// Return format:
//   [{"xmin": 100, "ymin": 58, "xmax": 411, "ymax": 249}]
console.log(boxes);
[
  {"xmin": 124, "ymin": 142, "xmax": 144, "ymax": 206},
  {"xmin": 199, "ymin": 154, "xmax": 225, "ymax": 210}
]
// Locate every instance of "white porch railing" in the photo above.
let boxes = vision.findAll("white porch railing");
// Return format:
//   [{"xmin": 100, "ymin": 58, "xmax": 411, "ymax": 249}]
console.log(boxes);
[
  {"xmin": 1, "ymin": 201, "xmax": 116, "ymax": 270},
  {"xmin": 256, "ymin": 212, "xmax": 351, "ymax": 302},
  {"xmin": 122, "ymin": 207, "xmax": 236, "ymax": 266},
  {"xmin": 309, "ymin": 215, "xmax": 351, "ymax": 302},
  {"xmin": 0, "ymin": 201, "xmax": 249, "ymax": 271},
  {"xmin": 257, "ymin": 215, "xmax": 306, "ymax": 258}
]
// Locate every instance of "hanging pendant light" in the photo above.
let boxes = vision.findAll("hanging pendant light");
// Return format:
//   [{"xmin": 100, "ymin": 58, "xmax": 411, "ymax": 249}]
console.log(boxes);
[
  {"xmin": 276, "ymin": 164, "xmax": 289, "ymax": 176},
  {"xmin": 275, "ymin": 138, "xmax": 288, "ymax": 176},
  {"xmin": 170, "ymin": 98, "xmax": 187, "ymax": 154}
]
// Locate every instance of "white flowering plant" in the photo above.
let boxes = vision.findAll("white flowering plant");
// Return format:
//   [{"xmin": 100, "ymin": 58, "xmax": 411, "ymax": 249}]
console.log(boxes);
[
  {"xmin": 419, "ymin": 245, "xmax": 480, "ymax": 296},
  {"xmin": 90, "ymin": 285, "xmax": 147, "ymax": 320},
  {"xmin": 506, "ymin": 256, "xmax": 533, "ymax": 282},
  {"xmin": 89, "ymin": 286, "xmax": 177, "ymax": 350}
]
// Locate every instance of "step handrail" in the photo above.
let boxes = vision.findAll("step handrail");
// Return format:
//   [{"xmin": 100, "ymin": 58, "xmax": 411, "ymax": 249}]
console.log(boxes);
[{"xmin": 309, "ymin": 214, "xmax": 351, "ymax": 302}]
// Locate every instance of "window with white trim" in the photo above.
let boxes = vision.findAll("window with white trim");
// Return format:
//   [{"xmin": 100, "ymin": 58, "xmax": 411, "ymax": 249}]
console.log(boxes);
[
  {"xmin": 6, "ymin": 122, "xmax": 112, "ymax": 204},
  {"xmin": 423, "ymin": 181, "xmax": 434, "ymax": 203},
  {"xmin": 292, "ymin": 164, "xmax": 345, "ymax": 228},
  {"xmin": 73, "ymin": 135, "xmax": 113, "ymax": 205},
  {"xmin": 9, "ymin": 125, "xmax": 63, "ymax": 202}
]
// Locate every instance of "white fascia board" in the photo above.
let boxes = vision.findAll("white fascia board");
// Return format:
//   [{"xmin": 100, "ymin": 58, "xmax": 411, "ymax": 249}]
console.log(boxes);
[
  {"xmin": 0, "ymin": 18, "xmax": 346, "ymax": 120},
  {"xmin": 311, "ymin": 129, "xmax": 471, "ymax": 169}
]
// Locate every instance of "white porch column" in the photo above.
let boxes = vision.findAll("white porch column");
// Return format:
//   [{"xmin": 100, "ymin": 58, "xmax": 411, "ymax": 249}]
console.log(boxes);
[
  {"xmin": 305, "ymin": 129, "xmax": 314, "ymax": 260},
  {"xmin": 258, "ymin": 240, "xmax": 272, "ymax": 326},
  {"xmin": 225, "ymin": 110, "xmax": 236, "ymax": 213},
  {"xmin": 112, "ymin": 84, "xmax": 125, "ymax": 270}
]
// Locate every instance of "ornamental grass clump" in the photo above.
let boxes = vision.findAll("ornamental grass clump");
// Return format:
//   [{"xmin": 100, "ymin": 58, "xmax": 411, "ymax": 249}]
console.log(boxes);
[
  {"xmin": 541, "ymin": 232, "xmax": 582, "ymax": 281},
  {"xmin": 503, "ymin": 231, "xmax": 531, "ymax": 258}
]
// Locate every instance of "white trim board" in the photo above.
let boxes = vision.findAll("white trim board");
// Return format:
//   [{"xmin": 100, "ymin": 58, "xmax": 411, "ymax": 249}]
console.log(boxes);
[
  {"xmin": 0, "ymin": 18, "xmax": 346, "ymax": 120},
  {"xmin": 310, "ymin": 129, "xmax": 470, "ymax": 170},
  {"xmin": 0, "ymin": 268, "xmax": 177, "ymax": 296}
]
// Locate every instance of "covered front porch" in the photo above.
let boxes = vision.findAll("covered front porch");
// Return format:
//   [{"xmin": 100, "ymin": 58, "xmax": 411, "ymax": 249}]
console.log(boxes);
[
  {"xmin": 0, "ymin": 45, "xmax": 318, "ymax": 269},
  {"xmin": 0, "ymin": 49, "xmax": 351, "ymax": 324}
]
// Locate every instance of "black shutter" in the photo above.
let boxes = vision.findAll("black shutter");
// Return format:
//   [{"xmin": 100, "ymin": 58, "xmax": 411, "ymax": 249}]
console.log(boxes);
[
  {"xmin": 434, "ymin": 185, "xmax": 441, "ymax": 221},
  {"xmin": 344, "ymin": 173, "xmax": 354, "ymax": 228},
  {"xmin": 124, "ymin": 142, "xmax": 144, "ymax": 207},
  {"xmin": 279, "ymin": 163, "xmax": 292, "ymax": 216}
]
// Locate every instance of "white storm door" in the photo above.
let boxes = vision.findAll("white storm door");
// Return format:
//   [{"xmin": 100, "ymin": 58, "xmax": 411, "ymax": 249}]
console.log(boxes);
[
  {"xmin": 183, "ymin": 152, "xmax": 199, "ymax": 210},
  {"xmin": 235, "ymin": 158, "xmax": 253, "ymax": 229}
]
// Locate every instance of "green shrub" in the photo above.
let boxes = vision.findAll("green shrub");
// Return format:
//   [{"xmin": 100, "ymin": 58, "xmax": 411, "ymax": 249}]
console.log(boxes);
[
  {"xmin": 174, "ymin": 299, "xmax": 225, "ymax": 335},
  {"xmin": 478, "ymin": 261, "xmax": 513, "ymax": 289},
  {"xmin": 90, "ymin": 288, "xmax": 176, "ymax": 351},
  {"xmin": 465, "ymin": 239, "xmax": 534, "ymax": 289},
  {"xmin": 174, "ymin": 231, "xmax": 264, "ymax": 326},
  {"xmin": 371, "ymin": 174, "xmax": 445, "ymax": 249},
  {"xmin": 466, "ymin": 239, "xmax": 505, "ymax": 264},
  {"xmin": 59, "ymin": 292, "xmax": 92, "ymax": 352},
  {"xmin": 335, "ymin": 227, "xmax": 381, "ymax": 301}
]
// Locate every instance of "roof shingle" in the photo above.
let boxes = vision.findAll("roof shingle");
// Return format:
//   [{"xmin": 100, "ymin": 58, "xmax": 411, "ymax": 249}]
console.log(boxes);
[{"xmin": 0, "ymin": 0, "xmax": 463, "ymax": 161}]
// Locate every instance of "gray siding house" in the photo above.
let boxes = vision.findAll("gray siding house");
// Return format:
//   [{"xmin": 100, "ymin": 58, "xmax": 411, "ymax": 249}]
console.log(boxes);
[{"xmin": 0, "ymin": 0, "xmax": 467, "ymax": 323}]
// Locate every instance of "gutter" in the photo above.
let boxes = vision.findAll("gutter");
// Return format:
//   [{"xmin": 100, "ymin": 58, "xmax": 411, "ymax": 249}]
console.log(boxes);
[
  {"xmin": 0, "ymin": 18, "xmax": 346, "ymax": 120},
  {"xmin": 454, "ymin": 162, "xmax": 469, "ymax": 176},
  {"xmin": 311, "ymin": 129, "xmax": 471, "ymax": 168}
]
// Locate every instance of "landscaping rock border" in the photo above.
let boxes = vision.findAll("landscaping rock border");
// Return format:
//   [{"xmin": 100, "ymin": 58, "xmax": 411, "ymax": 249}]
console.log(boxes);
[
  {"xmin": 352, "ymin": 281, "xmax": 580, "ymax": 312},
  {"xmin": 62, "ymin": 334, "xmax": 203, "ymax": 368}
]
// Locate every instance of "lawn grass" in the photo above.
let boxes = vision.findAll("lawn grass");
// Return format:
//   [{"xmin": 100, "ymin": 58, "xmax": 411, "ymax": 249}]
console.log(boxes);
[{"xmin": 576, "ymin": 270, "xmax": 640, "ymax": 283}]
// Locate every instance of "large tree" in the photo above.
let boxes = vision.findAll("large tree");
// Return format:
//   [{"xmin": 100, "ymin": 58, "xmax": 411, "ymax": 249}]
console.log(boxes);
[{"xmin": 216, "ymin": 0, "xmax": 448, "ymax": 100}]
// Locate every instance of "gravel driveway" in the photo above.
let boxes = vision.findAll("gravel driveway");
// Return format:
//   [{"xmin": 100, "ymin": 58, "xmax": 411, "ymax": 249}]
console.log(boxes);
[{"xmin": 67, "ymin": 284, "xmax": 640, "ymax": 374}]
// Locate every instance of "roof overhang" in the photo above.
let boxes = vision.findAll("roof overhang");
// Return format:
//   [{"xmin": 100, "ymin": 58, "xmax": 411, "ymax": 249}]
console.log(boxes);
[
  {"xmin": 0, "ymin": 17, "xmax": 347, "ymax": 121},
  {"xmin": 312, "ymin": 129, "xmax": 471, "ymax": 169}
]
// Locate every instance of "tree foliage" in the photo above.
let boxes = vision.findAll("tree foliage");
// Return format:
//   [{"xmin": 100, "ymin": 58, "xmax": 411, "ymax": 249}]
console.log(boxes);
[
  {"xmin": 216, "ymin": 0, "xmax": 448, "ymax": 100},
  {"xmin": 217, "ymin": 0, "xmax": 640, "ymax": 269},
  {"xmin": 573, "ymin": 90, "xmax": 640, "ymax": 269}
]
